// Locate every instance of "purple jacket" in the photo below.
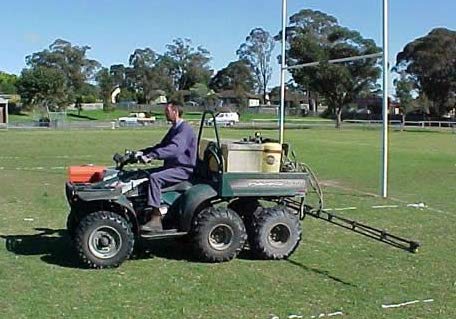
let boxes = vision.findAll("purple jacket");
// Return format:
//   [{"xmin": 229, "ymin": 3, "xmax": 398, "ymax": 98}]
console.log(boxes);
[{"xmin": 142, "ymin": 121, "xmax": 197, "ymax": 169}]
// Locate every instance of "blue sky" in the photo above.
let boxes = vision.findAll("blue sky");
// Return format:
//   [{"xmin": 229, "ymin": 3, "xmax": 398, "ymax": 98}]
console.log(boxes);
[{"xmin": 1, "ymin": 0, "xmax": 455, "ymax": 88}]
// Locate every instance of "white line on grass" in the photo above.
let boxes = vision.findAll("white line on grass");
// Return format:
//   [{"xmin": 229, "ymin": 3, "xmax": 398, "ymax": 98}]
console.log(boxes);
[
  {"xmin": 323, "ymin": 183, "xmax": 454, "ymax": 218},
  {"xmin": 5, "ymin": 166, "xmax": 67, "ymax": 171},
  {"xmin": 325, "ymin": 207, "xmax": 357, "ymax": 211},
  {"xmin": 310, "ymin": 311, "xmax": 344, "ymax": 318},
  {"xmin": 0, "ymin": 155, "xmax": 93, "ymax": 160},
  {"xmin": 382, "ymin": 298, "xmax": 433, "ymax": 309},
  {"xmin": 372, "ymin": 205, "xmax": 399, "ymax": 209}
]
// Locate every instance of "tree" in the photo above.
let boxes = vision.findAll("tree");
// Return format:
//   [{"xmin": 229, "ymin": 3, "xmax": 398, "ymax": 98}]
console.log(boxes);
[
  {"xmin": 209, "ymin": 60, "xmax": 255, "ymax": 94},
  {"xmin": 189, "ymin": 83, "xmax": 217, "ymax": 108},
  {"xmin": 395, "ymin": 28, "xmax": 456, "ymax": 116},
  {"xmin": 237, "ymin": 28, "xmax": 275, "ymax": 103},
  {"xmin": 17, "ymin": 66, "xmax": 67, "ymax": 110},
  {"xmin": 128, "ymin": 48, "xmax": 158, "ymax": 104},
  {"xmin": 96, "ymin": 68, "xmax": 115, "ymax": 111},
  {"xmin": 0, "ymin": 71, "xmax": 18, "ymax": 94},
  {"xmin": 127, "ymin": 48, "xmax": 174, "ymax": 104},
  {"xmin": 394, "ymin": 72, "xmax": 415, "ymax": 130},
  {"xmin": 281, "ymin": 9, "xmax": 381, "ymax": 128},
  {"xmin": 162, "ymin": 38, "xmax": 212, "ymax": 91},
  {"xmin": 24, "ymin": 39, "xmax": 100, "ymax": 106},
  {"xmin": 106, "ymin": 64, "xmax": 137, "ymax": 102},
  {"xmin": 109, "ymin": 64, "xmax": 126, "ymax": 88},
  {"xmin": 77, "ymin": 83, "xmax": 99, "ymax": 103}
]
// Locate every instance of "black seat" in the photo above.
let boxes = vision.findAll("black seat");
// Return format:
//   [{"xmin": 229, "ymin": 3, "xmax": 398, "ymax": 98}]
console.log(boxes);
[{"xmin": 161, "ymin": 181, "xmax": 193, "ymax": 192}]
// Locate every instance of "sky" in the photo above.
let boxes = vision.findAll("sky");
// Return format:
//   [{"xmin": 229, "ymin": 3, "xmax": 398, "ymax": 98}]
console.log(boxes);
[{"xmin": 1, "ymin": 0, "xmax": 455, "ymax": 89}]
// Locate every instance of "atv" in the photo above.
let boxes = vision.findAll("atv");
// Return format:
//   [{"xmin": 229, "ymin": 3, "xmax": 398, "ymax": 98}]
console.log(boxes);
[
  {"xmin": 65, "ymin": 111, "xmax": 419, "ymax": 269},
  {"xmin": 65, "ymin": 111, "xmax": 309, "ymax": 268}
]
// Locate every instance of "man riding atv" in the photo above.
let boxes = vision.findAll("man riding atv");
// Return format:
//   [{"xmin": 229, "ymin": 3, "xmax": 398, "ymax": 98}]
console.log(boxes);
[{"xmin": 136, "ymin": 102, "xmax": 197, "ymax": 233}]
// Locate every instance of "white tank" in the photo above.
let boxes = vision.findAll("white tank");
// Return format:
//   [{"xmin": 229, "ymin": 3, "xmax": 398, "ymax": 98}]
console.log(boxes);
[
  {"xmin": 262, "ymin": 143, "xmax": 282, "ymax": 173},
  {"xmin": 221, "ymin": 141, "xmax": 282, "ymax": 173}
]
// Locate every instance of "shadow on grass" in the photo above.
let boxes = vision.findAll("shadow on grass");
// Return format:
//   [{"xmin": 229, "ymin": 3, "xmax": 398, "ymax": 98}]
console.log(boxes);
[
  {"xmin": 2, "ymin": 229, "xmax": 359, "ymax": 284},
  {"xmin": 1, "ymin": 228, "xmax": 81, "ymax": 268},
  {"xmin": 132, "ymin": 237, "xmax": 198, "ymax": 262},
  {"xmin": 1, "ymin": 228, "xmax": 197, "ymax": 268},
  {"xmin": 286, "ymin": 259, "xmax": 357, "ymax": 287},
  {"xmin": 11, "ymin": 111, "xmax": 29, "ymax": 116},
  {"xmin": 67, "ymin": 113, "xmax": 97, "ymax": 120}
]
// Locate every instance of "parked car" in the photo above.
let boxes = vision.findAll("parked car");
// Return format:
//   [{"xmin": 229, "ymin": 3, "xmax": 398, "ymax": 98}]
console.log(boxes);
[
  {"xmin": 118, "ymin": 112, "xmax": 156, "ymax": 126},
  {"xmin": 206, "ymin": 112, "xmax": 240, "ymax": 126}
]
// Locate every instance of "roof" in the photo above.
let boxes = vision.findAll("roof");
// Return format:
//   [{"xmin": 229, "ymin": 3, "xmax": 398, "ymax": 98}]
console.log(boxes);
[
  {"xmin": 216, "ymin": 90, "xmax": 260, "ymax": 99},
  {"xmin": 270, "ymin": 90, "xmax": 307, "ymax": 102},
  {"xmin": 0, "ymin": 97, "xmax": 8, "ymax": 104}
]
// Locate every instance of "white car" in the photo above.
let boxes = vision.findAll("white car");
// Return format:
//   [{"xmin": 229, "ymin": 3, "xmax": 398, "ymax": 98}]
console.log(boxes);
[
  {"xmin": 206, "ymin": 112, "xmax": 240, "ymax": 126},
  {"xmin": 118, "ymin": 112, "xmax": 156, "ymax": 126}
]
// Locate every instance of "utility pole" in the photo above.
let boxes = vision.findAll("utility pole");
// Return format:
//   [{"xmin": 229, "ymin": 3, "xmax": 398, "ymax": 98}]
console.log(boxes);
[
  {"xmin": 381, "ymin": 0, "xmax": 389, "ymax": 198},
  {"xmin": 279, "ymin": 0, "xmax": 287, "ymax": 144}
]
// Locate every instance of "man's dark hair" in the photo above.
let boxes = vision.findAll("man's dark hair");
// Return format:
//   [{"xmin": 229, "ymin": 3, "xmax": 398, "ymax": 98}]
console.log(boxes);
[{"xmin": 168, "ymin": 101, "xmax": 184, "ymax": 116}]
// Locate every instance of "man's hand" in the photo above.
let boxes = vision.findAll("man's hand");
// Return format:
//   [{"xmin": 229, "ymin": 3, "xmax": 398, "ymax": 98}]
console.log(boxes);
[{"xmin": 134, "ymin": 151, "xmax": 152, "ymax": 164}]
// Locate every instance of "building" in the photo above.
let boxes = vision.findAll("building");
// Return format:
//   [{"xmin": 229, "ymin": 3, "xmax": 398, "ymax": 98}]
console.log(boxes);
[
  {"xmin": 216, "ymin": 90, "xmax": 261, "ymax": 108},
  {"xmin": 270, "ymin": 90, "xmax": 309, "ymax": 109},
  {"xmin": 0, "ymin": 97, "xmax": 8, "ymax": 127}
]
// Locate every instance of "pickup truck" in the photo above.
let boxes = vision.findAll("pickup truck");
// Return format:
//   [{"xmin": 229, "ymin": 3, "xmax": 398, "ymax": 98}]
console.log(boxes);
[
  {"xmin": 118, "ymin": 112, "xmax": 156, "ymax": 126},
  {"xmin": 206, "ymin": 112, "xmax": 240, "ymax": 126}
]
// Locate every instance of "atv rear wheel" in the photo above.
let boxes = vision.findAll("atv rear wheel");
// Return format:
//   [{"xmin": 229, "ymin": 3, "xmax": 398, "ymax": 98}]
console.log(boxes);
[
  {"xmin": 249, "ymin": 207, "xmax": 301, "ymax": 260},
  {"xmin": 75, "ymin": 211, "xmax": 134, "ymax": 269},
  {"xmin": 192, "ymin": 207, "xmax": 247, "ymax": 262}
]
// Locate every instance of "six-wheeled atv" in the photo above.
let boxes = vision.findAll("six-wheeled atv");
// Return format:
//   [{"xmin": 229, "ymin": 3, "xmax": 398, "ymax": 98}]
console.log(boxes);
[
  {"xmin": 65, "ymin": 111, "xmax": 419, "ymax": 269},
  {"xmin": 66, "ymin": 111, "xmax": 310, "ymax": 268}
]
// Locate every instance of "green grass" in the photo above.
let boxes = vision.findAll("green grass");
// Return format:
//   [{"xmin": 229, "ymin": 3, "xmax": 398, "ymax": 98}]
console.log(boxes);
[
  {"xmin": 7, "ymin": 109, "xmax": 325, "ymax": 124},
  {"xmin": 66, "ymin": 109, "xmax": 131, "ymax": 121},
  {"xmin": 7, "ymin": 109, "xmax": 133, "ymax": 123},
  {"xmin": 0, "ymin": 127, "xmax": 455, "ymax": 318},
  {"xmin": 7, "ymin": 113, "xmax": 35, "ymax": 123}
]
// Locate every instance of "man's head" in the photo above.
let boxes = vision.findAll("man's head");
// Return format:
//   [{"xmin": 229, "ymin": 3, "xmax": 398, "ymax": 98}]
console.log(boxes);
[{"xmin": 164, "ymin": 102, "xmax": 183, "ymax": 123}]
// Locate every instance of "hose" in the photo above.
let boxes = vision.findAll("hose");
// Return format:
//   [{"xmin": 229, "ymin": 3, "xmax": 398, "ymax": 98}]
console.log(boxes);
[{"xmin": 298, "ymin": 162, "xmax": 324, "ymax": 214}]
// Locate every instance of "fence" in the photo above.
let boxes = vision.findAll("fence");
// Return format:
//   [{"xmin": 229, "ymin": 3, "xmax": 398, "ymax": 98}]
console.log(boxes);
[{"xmin": 344, "ymin": 119, "xmax": 456, "ymax": 129}]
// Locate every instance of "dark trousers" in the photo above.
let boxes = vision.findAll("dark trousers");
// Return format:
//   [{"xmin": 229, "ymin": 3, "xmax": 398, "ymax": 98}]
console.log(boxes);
[{"xmin": 147, "ymin": 167, "xmax": 193, "ymax": 208}]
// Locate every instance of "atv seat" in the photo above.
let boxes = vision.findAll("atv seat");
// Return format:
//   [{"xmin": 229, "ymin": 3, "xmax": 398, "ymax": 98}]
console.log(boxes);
[{"xmin": 161, "ymin": 181, "xmax": 193, "ymax": 192}]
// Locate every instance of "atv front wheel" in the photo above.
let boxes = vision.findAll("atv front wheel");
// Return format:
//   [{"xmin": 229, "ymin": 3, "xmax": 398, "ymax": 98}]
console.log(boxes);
[
  {"xmin": 249, "ymin": 207, "xmax": 301, "ymax": 260},
  {"xmin": 75, "ymin": 211, "xmax": 134, "ymax": 269},
  {"xmin": 192, "ymin": 207, "xmax": 247, "ymax": 262}
]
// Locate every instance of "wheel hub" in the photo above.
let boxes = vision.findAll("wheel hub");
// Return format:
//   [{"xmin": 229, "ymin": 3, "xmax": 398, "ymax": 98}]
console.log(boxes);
[
  {"xmin": 208, "ymin": 224, "xmax": 234, "ymax": 251},
  {"xmin": 268, "ymin": 223, "xmax": 291, "ymax": 248},
  {"xmin": 88, "ymin": 226, "xmax": 123, "ymax": 259}
]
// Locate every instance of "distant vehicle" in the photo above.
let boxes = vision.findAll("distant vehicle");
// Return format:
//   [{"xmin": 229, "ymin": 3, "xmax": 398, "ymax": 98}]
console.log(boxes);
[
  {"xmin": 118, "ymin": 112, "xmax": 156, "ymax": 126},
  {"xmin": 206, "ymin": 112, "xmax": 240, "ymax": 126},
  {"xmin": 184, "ymin": 101, "xmax": 199, "ymax": 107}
]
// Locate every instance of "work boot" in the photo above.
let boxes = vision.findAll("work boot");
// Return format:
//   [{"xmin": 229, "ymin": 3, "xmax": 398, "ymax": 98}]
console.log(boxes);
[{"xmin": 140, "ymin": 208, "xmax": 163, "ymax": 233}]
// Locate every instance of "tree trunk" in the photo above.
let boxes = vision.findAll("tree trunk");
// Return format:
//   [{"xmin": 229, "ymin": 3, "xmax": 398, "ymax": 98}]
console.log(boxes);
[
  {"xmin": 401, "ymin": 113, "xmax": 406, "ymax": 132},
  {"xmin": 335, "ymin": 108, "xmax": 342, "ymax": 129}
]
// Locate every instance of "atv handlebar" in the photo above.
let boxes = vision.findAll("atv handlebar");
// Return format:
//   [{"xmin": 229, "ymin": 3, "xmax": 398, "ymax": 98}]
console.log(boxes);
[{"xmin": 113, "ymin": 150, "xmax": 144, "ymax": 170}]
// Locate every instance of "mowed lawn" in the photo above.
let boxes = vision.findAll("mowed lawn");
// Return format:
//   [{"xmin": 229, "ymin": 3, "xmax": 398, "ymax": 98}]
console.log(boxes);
[{"xmin": 0, "ymin": 126, "xmax": 454, "ymax": 318}]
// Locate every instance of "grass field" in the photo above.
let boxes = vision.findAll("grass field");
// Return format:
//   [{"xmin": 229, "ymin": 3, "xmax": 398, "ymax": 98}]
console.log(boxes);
[
  {"xmin": 0, "ymin": 126, "xmax": 455, "ymax": 318},
  {"xmin": 8, "ymin": 109, "xmax": 327, "ymax": 124}
]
